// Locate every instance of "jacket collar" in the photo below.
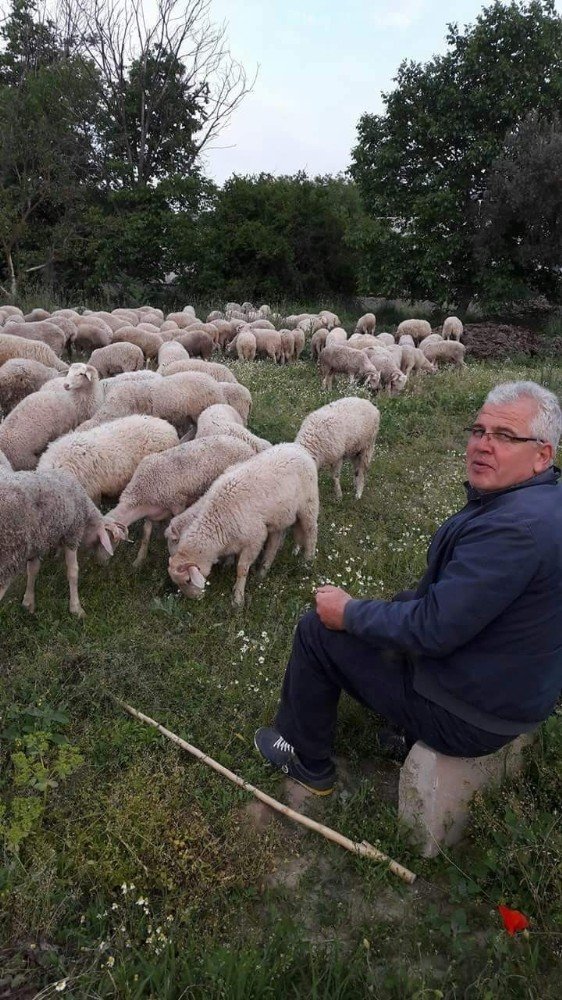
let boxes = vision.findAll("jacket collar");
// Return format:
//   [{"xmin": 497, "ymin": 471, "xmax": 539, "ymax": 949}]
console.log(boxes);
[{"xmin": 464, "ymin": 465, "xmax": 560, "ymax": 503}]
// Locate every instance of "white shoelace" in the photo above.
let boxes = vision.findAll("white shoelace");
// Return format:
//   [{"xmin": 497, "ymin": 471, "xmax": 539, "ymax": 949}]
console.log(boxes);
[{"xmin": 273, "ymin": 735, "xmax": 294, "ymax": 754}]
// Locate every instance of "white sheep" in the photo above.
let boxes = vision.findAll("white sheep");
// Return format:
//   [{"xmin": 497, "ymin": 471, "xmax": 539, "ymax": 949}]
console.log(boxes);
[
  {"xmin": 396, "ymin": 319, "xmax": 432, "ymax": 343},
  {"xmin": 442, "ymin": 316, "xmax": 463, "ymax": 341},
  {"xmin": 347, "ymin": 333, "xmax": 379, "ymax": 350},
  {"xmin": 398, "ymin": 345, "xmax": 437, "ymax": 376},
  {"xmin": 280, "ymin": 329, "xmax": 296, "ymax": 364},
  {"xmin": 325, "ymin": 327, "xmax": 348, "ymax": 348},
  {"xmin": 398, "ymin": 334, "xmax": 415, "ymax": 348},
  {"xmin": 296, "ymin": 397, "xmax": 380, "ymax": 499},
  {"xmin": 38, "ymin": 414, "xmax": 179, "ymax": 503},
  {"xmin": 159, "ymin": 359, "xmax": 238, "ymax": 383},
  {"xmin": 104, "ymin": 436, "xmax": 255, "ymax": 566},
  {"xmin": 195, "ymin": 404, "xmax": 271, "ymax": 453},
  {"xmin": 0, "ymin": 332, "xmax": 69, "ymax": 372},
  {"xmin": 311, "ymin": 328, "xmax": 329, "ymax": 359},
  {"xmin": 235, "ymin": 330, "xmax": 257, "ymax": 361},
  {"xmin": 292, "ymin": 327, "xmax": 305, "ymax": 359},
  {"xmin": 111, "ymin": 326, "xmax": 163, "ymax": 359},
  {"xmin": 318, "ymin": 345, "xmax": 381, "ymax": 392},
  {"xmin": 72, "ymin": 321, "xmax": 112, "ymax": 352},
  {"xmin": 375, "ymin": 332, "xmax": 395, "ymax": 347},
  {"xmin": 0, "ymin": 468, "xmax": 113, "ymax": 617},
  {"xmin": 355, "ymin": 313, "xmax": 377, "ymax": 335},
  {"xmin": 4, "ymin": 320, "xmax": 67, "ymax": 356},
  {"xmin": 318, "ymin": 310, "xmax": 340, "ymax": 330},
  {"xmin": 420, "ymin": 340, "xmax": 466, "ymax": 367},
  {"xmin": 364, "ymin": 347, "xmax": 408, "ymax": 394},
  {"xmin": 167, "ymin": 443, "xmax": 319, "ymax": 606},
  {"xmin": 420, "ymin": 333, "xmax": 443, "ymax": 347},
  {"xmin": 0, "ymin": 363, "xmax": 104, "ymax": 470},
  {"xmin": 0, "ymin": 359, "xmax": 60, "ymax": 413},
  {"xmin": 89, "ymin": 342, "xmax": 145, "ymax": 379}
]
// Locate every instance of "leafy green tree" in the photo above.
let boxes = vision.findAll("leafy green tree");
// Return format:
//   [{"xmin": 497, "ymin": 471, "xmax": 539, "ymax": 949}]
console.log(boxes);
[
  {"xmin": 474, "ymin": 113, "xmax": 562, "ymax": 301},
  {"xmin": 350, "ymin": 0, "xmax": 562, "ymax": 304}
]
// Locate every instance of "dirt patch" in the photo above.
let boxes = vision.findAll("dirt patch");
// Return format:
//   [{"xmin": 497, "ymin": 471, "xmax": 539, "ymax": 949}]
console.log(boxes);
[{"xmin": 433, "ymin": 322, "xmax": 562, "ymax": 360}]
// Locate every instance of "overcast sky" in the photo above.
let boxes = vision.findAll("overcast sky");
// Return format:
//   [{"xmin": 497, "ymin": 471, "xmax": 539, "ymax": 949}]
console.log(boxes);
[{"xmin": 203, "ymin": 0, "xmax": 562, "ymax": 183}]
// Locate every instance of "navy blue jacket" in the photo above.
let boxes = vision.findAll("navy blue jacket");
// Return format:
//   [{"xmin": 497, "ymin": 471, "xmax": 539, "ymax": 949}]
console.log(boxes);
[{"xmin": 344, "ymin": 467, "xmax": 562, "ymax": 734}]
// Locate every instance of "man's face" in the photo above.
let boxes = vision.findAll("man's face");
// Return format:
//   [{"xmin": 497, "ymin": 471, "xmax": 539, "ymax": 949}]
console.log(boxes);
[{"xmin": 466, "ymin": 397, "xmax": 554, "ymax": 492}]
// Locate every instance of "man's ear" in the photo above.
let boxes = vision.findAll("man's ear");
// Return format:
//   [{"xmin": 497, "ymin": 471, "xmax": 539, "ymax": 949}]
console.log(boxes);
[{"xmin": 534, "ymin": 442, "xmax": 554, "ymax": 473}]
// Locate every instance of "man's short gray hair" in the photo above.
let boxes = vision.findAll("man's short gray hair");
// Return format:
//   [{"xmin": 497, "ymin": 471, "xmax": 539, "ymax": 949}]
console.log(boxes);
[{"xmin": 485, "ymin": 381, "xmax": 562, "ymax": 451}]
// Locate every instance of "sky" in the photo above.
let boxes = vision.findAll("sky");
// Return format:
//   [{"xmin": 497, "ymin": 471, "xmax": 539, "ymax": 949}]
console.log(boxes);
[{"xmin": 202, "ymin": 0, "xmax": 562, "ymax": 183}]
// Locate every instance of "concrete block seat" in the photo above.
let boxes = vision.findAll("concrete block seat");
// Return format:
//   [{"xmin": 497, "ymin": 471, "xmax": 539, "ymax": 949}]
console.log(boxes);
[{"xmin": 398, "ymin": 734, "xmax": 535, "ymax": 858}]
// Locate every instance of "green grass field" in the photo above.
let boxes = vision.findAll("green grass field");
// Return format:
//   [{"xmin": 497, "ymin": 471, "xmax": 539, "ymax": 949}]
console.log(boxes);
[{"xmin": 1, "ymin": 353, "xmax": 561, "ymax": 998}]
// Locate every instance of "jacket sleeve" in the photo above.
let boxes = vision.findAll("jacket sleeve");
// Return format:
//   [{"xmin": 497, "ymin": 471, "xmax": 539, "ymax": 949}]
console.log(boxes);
[{"xmin": 343, "ymin": 519, "xmax": 538, "ymax": 657}]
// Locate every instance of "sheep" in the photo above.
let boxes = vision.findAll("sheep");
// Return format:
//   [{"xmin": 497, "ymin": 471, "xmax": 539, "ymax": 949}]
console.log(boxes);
[
  {"xmin": 398, "ymin": 344, "xmax": 436, "ymax": 377},
  {"xmin": 160, "ymin": 320, "xmax": 181, "ymax": 333},
  {"xmin": 241, "ymin": 301, "xmax": 254, "ymax": 314},
  {"xmin": 174, "ymin": 330, "xmax": 214, "ymax": 360},
  {"xmin": 0, "ymin": 359, "xmax": 60, "ymax": 413},
  {"xmin": 364, "ymin": 347, "xmax": 408, "ymax": 394},
  {"xmin": 258, "ymin": 304, "xmax": 272, "ymax": 319},
  {"xmin": 136, "ymin": 322, "xmax": 161, "ymax": 334},
  {"xmin": 104, "ymin": 436, "xmax": 255, "ymax": 566},
  {"xmin": 166, "ymin": 311, "xmax": 198, "ymax": 329},
  {"xmin": 88, "ymin": 311, "xmax": 131, "ymax": 333},
  {"xmin": 159, "ymin": 359, "xmax": 238, "ymax": 383},
  {"xmin": 318, "ymin": 310, "xmax": 340, "ymax": 330},
  {"xmin": 296, "ymin": 397, "xmax": 381, "ymax": 499},
  {"xmin": 398, "ymin": 333, "xmax": 415, "ymax": 348},
  {"xmin": 420, "ymin": 340, "xmax": 466, "ymax": 367},
  {"xmin": 396, "ymin": 319, "xmax": 432, "ymax": 343},
  {"xmin": 248, "ymin": 319, "xmax": 275, "ymax": 331},
  {"xmin": 0, "ymin": 362, "xmax": 104, "ymax": 470},
  {"xmin": 325, "ymin": 327, "xmax": 347, "ymax": 349},
  {"xmin": 229, "ymin": 329, "xmax": 282, "ymax": 363},
  {"xmin": 72, "ymin": 322, "xmax": 112, "ymax": 352},
  {"xmin": 0, "ymin": 468, "xmax": 114, "ymax": 616},
  {"xmin": 24, "ymin": 308, "xmax": 52, "ymax": 322},
  {"xmin": 157, "ymin": 341, "xmax": 190, "ymax": 370},
  {"xmin": 0, "ymin": 333, "xmax": 69, "ymax": 373},
  {"xmin": 4, "ymin": 321, "xmax": 66, "ymax": 356},
  {"xmin": 355, "ymin": 313, "xmax": 377, "ymax": 335},
  {"xmin": 206, "ymin": 310, "xmax": 224, "ymax": 323},
  {"xmin": 111, "ymin": 326, "xmax": 163, "ymax": 359},
  {"xmin": 89, "ymin": 342, "xmax": 145, "ymax": 379},
  {"xmin": 0, "ymin": 306, "xmax": 24, "ymax": 320},
  {"xmin": 280, "ymin": 329, "xmax": 296, "ymax": 364},
  {"xmin": 167, "ymin": 443, "xmax": 319, "ymax": 606},
  {"xmin": 318, "ymin": 345, "xmax": 381, "ymax": 392},
  {"xmin": 111, "ymin": 309, "xmax": 139, "ymax": 325},
  {"xmin": 195, "ymin": 404, "xmax": 271, "ymax": 453},
  {"xmin": 347, "ymin": 333, "xmax": 379, "ymax": 350},
  {"xmin": 420, "ymin": 333, "xmax": 443, "ymax": 347},
  {"xmin": 292, "ymin": 327, "xmax": 305, "ymax": 360},
  {"xmin": 311, "ymin": 328, "xmax": 329, "ymax": 359},
  {"xmin": 38, "ymin": 415, "xmax": 179, "ymax": 504},
  {"xmin": 49, "ymin": 316, "xmax": 77, "ymax": 344},
  {"xmin": 442, "ymin": 316, "xmax": 463, "ymax": 341},
  {"xmin": 375, "ymin": 332, "xmax": 395, "ymax": 347},
  {"xmin": 211, "ymin": 319, "xmax": 237, "ymax": 350},
  {"xmin": 235, "ymin": 330, "xmax": 257, "ymax": 361}
]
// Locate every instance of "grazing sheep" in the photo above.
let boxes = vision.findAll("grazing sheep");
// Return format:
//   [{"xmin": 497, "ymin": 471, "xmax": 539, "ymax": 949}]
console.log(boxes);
[
  {"xmin": 318, "ymin": 345, "xmax": 381, "ymax": 392},
  {"xmin": 0, "ymin": 359, "xmax": 60, "ymax": 413},
  {"xmin": 166, "ymin": 311, "xmax": 199, "ymax": 329},
  {"xmin": 38, "ymin": 415, "xmax": 179, "ymax": 503},
  {"xmin": 111, "ymin": 326, "xmax": 162, "ymax": 359},
  {"xmin": 355, "ymin": 313, "xmax": 377, "ymax": 335},
  {"xmin": 4, "ymin": 321, "xmax": 66, "ymax": 356},
  {"xmin": 167, "ymin": 443, "xmax": 319, "ymax": 606},
  {"xmin": 175, "ymin": 330, "xmax": 214, "ymax": 360},
  {"xmin": 0, "ymin": 468, "xmax": 114, "ymax": 616},
  {"xmin": 398, "ymin": 334, "xmax": 415, "ymax": 348},
  {"xmin": 0, "ymin": 363, "xmax": 104, "ymax": 470},
  {"xmin": 420, "ymin": 340, "xmax": 466, "ymax": 367},
  {"xmin": 311, "ymin": 328, "xmax": 329, "ymax": 359},
  {"xmin": 442, "ymin": 316, "xmax": 463, "ymax": 341},
  {"xmin": 111, "ymin": 309, "xmax": 139, "ymax": 325},
  {"xmin": 280, "ymin": 329, "xmax": 296, "ymax": 364},
  {"xmin": 211, "ymin": 319, "xmax": 237, "ymax": 350},
  {"xmin": 89, "ymin": 342, "xmax": 145, "ymax": 379},
  {"xmin": 396, "ymin": 319, "xmax": 432, "ymax": 343},
  {"xmin": 248, "ymin": 319, "xmax": 275, "ymax": 331},
  {"xmin": 230, "ymin": 329, "xmax": 282, "ymax": 363},
  {"xmin": 157, "ymin": 341, "xmax": 190, "ymax": 370},
  {"xmin": 105, "ymin": 436, "xmax": 255, "ymax": 565},
  {"xmin": 420, "ymin": 333, "xmax": 443, "ymax": 347},
  {"xmin": 364, "ymin": 347, "xmax": 408, "ymax": 394},
  {"xmin": 159, "ymin": 359, "xmax": 238, "ymax": 383},
  {"xmin": 72, "ymin": 322, "xmax": 112, "ymax": 352},
  {"xmin": 24, "ymin": 308, "xmax": 52, "ymax": 322},
  {"xmin": 195, "ymin": 404, "xmax": 271, "ymax": 453},
  {"xmin": 258, "ymin": 304, "xmax": 272, "ymax": 319},
  {"xmin": 325, "ymin": 327, "xmax": 348, "ymax": 349},
  {"xmin": 375, "ymin": 332, "xmax": 395, "ymax": 347},
  {"xmin": 347, "ymin": 333, "xmax": 379, "ymax": 350},
  {"xmin": 293, "ymin": 327, "xmax": 305, "ymax": 359},
  {"xmin": 398, "ymin": 344, "xmax": 436, "ymax": 377},
  {"xmin": 235, "ymin": 330, "xmax": 257, "ymax": 362},
  {"xmin": 296, "ymin": 397, "xmax": 381, "ymax": 499},
  {"xmin": 206, "ymin": 311, "xmax": 224, "ymax": 323},
  {"xmin": 0, "ymin": 333, "xmax": 69, "ymax": 372},
  {"xmin": 318, "ymin": 310, "xmax": 340, "ymax": 330}
]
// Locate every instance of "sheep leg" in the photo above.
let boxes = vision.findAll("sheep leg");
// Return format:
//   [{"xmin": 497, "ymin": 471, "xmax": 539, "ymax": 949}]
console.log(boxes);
[
  {"xmin": 258, "ymin": 530, "xmax": 285, "ymax": 578},
  {"xmin": 232, "ymin": 536, "xmax": 266, "ymax": 606},
  {"xmin": 22, "ymin": 558, "xmax": 41, "ymax": 613},
  {"xmin": 330, "ymin": 459, "xmax": 344, "ymax": 500},
  {"xmin": 295, "ymin": 514, "xmax": 318, "ymax": 562},
  {"xmin": 64, "ymin": 547, "xmax": 85, "ymax": 617},
  {"xmin": 133, "ymin": 519, "xmax": 154, "ymax": 568}
]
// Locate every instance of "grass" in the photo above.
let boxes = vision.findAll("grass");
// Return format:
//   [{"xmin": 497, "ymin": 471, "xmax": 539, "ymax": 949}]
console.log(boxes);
[{"xmin": 1, "ymin": 351, "xmax": 561, "ymax": 998}]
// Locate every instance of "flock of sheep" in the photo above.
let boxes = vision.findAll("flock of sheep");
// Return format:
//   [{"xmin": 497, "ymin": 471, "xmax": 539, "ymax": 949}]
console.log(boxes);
[{"xmin": 0, "ymin": 300, "xmax": 465, "ymax": 615}]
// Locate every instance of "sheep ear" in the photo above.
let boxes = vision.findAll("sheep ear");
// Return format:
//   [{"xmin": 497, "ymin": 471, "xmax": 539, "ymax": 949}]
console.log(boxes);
[
  {"xmin": 85, "ymin": 367, "xmax": 94, "ymax": 381},
  {"xmin": 188, "ymin": 565, "xmax": 206, "ymax": 588},
  {"xmin": 98, "ymin": 526, "xmax": 114, "ymax": 555},
  {"xmin": 105, "ymin": 520, "xmax": 128, "ymax": 542}
]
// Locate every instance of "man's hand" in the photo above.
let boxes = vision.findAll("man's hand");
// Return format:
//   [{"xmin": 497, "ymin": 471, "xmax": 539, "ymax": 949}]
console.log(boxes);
[{"xmin": 315, "ymin": 584, "xmax": 352, "ymax": 630}]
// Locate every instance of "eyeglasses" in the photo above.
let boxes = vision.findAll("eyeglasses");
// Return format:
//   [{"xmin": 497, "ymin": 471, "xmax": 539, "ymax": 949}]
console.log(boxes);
[{"xmin": 464, "ymin": 427, "xmax": 545, "ymax": 445}]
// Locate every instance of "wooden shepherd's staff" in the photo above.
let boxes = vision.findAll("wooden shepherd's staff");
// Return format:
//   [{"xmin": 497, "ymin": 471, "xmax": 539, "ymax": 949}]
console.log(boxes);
[{"xmin": 115, "ymin": 698, "xmax": 416, "ymax": 885}]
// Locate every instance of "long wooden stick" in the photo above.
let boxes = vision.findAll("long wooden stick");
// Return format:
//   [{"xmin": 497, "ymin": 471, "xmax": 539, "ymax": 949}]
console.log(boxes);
[{"xmin": 115, "ymin": 698, "xmax": 416, "ymax": 885}]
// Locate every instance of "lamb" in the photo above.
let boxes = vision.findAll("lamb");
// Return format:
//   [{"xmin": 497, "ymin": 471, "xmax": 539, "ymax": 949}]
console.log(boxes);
[
  {"xmin": 0, "ymin": 468, "xmax": 114, "ymax": 617},
  {"xmin": 159, "ymin": 359, "xmax": 238, "ymax": 383},
  {"xmin": 104, "ymin": 436, "xmax": 255, "ymax": 566},
  {"xmin": 325, "ymin": 327, "xmax": 348, "ymax": 348},
  {"xmin": 89, "ymin": 342, "xmax": 145, "ymax": 378},
  {"xmin": 364, "ymin": 347, "xmax": 408, "ymax": 394},
  {"xmin": 167, "ymin": 443, "xmax": 319, "ymax": 606},
  {"xmin": 0, "ymin": 362, "xmax": 104, "ymax": 470},
  {"xmin": 318, "ymin": 345, "xmax": 381, "ymax": 392},
  {"xmin": 296, "ymin": 397, "xmax": 381, "ymax": 499},
  {"xmin": 111, "ymin": 326, "xmax": 163, "ymax": 359},
  {"xmin": 4, "ymin": 321, "xmax": 67, "ymax": 356},
  {"xmin": 398, "ymin": 345, "xmax": 437, "ymax": 377},
  {"xmin": 174, "ymin": 330, "xmax": 214, "ymax": 359},
  {"xmin": 355, "ymin": 313, "xmax": 377, "ymax": 335},
  {"xmin": 311, "ymin": 328, "xmax": 329, "ymax": 359},
  {"xmin": 0, "ymin": 359, "xmax": 60, "ymax": 413},
  {"xmin": 420, "ymin": 340, "xmax": 466, "ymax": 367},
  {"xmin": 38, "ymin": 415, "xmax": 179, "ymax": 504},
  {"xmin": 442, "ymin": 316, "xmax": 463, "ymax": 341},
  {"xmin": 235, "ymin": 330, "xmax": 257, "ymax": 361},
  {"xmin": 396, "ymin": 319, "xmax": 432, "ymax": 343},
  {"xmin": 0, "ymin": 333, "xmax": 68, "ymax": 372}
]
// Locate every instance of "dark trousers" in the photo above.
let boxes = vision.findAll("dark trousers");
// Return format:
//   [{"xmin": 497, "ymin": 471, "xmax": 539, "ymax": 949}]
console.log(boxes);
[{"xmin": 275, "ymin": 610, "xmax": 513, "ymax": 760}]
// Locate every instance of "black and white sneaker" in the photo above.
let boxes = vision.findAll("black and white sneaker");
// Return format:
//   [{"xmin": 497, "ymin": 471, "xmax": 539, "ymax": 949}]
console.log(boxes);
[{"xmin": 254, "ymin": 726, "xmax": 335, "ymax": 796}]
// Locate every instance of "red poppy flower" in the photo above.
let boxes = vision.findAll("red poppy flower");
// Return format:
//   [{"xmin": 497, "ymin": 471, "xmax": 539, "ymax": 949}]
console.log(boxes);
[{"xmin": 497, "ymin": 905, "xmax": 530, "ymax": 935}]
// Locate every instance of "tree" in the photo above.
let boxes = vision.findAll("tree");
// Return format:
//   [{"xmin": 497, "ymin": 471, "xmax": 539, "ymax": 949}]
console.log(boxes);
[
  {"xmin": 62, "ymin": 0, "xmax": 255, "ymax": 187},
  {"xmin": 474, "ymin": 113, "xmax": 562, "ymax": 301},
  {"xmin": 350, "ymin": 0, "xmax": 562, "ymax": 304}
]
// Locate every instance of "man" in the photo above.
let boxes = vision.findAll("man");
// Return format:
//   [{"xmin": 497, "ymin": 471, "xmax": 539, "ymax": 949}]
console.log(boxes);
[{"xmin": 254, "ymin": 381, "xmax": 562, "ymax": 795}]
